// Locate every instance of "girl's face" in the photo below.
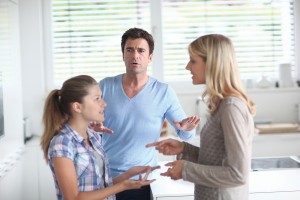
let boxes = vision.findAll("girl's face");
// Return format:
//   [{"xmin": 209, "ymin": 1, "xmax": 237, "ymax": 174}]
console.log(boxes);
[
  {"xmin": 80, "ymin": 85, "xmax": 106, "ymax": 123},
  {"xmin": 185, "ymin": 55, "xmax": 206, "ymax": 85}
]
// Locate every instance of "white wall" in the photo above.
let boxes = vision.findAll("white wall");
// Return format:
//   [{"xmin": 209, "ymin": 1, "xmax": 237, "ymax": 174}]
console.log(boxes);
[
  {"xmin": 0, "ymin": 1, "xmax": 25, "ymax": 199},
  {"xmin": 0, "ymin": 0, "xmax": 24, "ymax": 163},
  {"xmin": 19, "ymin": 0, "xmax": 45, "ymax": 137}
]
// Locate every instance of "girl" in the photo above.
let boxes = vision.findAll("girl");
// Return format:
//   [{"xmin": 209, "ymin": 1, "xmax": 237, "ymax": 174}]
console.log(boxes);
[{"xmin": 41, "ymin": 75, "xmax": 159, "ymax": 200}]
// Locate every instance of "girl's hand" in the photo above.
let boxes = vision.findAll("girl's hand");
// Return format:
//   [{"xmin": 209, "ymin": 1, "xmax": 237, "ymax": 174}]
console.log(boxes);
[
  {"xmin": 126, "ymin": 165, "xmax": 160, "ymax": 177},
  {"xmin": 122, "ymin": 168, "xmax": 156, "ymax": 190}
]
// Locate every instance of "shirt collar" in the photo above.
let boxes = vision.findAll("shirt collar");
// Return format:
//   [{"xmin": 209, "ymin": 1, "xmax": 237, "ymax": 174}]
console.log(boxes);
[{"xmin": 64, "ymin": 123, "xmax": 95, "ymax": 143}]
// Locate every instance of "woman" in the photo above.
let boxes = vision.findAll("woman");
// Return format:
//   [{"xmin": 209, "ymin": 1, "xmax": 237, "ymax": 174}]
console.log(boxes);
[
  {"xmin": 147, "ymin": 34, "xmax": 256, "ymax": 200},
  {"xmin": 40, "ymin": 75, "xmax": 159, "ymax": 200}
]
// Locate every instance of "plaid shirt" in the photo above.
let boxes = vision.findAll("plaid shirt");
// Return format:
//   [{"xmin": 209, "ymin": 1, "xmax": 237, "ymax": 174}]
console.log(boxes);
[{"xmin": 48, "ymin": 124, "xmax": 115, "ymax": 200}]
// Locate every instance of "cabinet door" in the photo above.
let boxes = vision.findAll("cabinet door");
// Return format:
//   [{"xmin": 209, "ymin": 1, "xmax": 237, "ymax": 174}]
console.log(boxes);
[
  {"xmin": 0, "ymin": 152, "xmax": 24, "ymax": 200},
  {"xmin": 23, "ymin": 146, "xmax": 39, "ymax": 200},
  {"xmin": 155, "ymin": 196, "xmax": 194, "ymax": 200},
  {"xmin": 249, "ymin": 191, "xmax": 300, "ymax": 200}
]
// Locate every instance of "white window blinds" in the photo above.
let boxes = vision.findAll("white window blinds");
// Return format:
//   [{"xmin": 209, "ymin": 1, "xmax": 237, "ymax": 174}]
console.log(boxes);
[
  {"xmin": 162, "ymin": 0, "xmax": 295, "ymax": 81},
  {"xmin": 51, "ymin": 0, "xmax": 296, "ymax": 84},
  {"xmin": 51, "ymin": 0, "xmax": 150, "ymax": 85}
]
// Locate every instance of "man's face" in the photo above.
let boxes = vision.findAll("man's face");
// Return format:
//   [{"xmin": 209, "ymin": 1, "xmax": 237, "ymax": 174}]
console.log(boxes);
[{"xmin": 123, "ymin": 38, "xmax": 153, "ymax": 75}]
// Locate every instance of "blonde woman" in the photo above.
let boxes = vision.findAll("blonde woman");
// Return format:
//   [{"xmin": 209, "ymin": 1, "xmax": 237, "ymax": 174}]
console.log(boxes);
[
  {"xmin": 40, "ymin": 75, "xmax": 159, "ymax": 200},
  {"xmin": 147, "ymin": 34, "xmax": 256, "ymax": 200}
]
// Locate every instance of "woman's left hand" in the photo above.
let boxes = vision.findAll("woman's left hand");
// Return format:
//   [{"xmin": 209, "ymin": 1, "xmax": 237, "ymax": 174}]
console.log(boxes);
[
  {"xmin": 161, "ymin": 160, "xmax": 184, "ymax": 180},
  {"xmin": 174, "ymin": 115, "xmax": 200, "ymax": 131}
]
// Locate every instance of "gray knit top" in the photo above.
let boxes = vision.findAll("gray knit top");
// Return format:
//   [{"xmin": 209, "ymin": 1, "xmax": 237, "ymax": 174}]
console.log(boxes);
[{"xmin": 181, "ymin": 96, "xmax": 254, "ymax": 200}]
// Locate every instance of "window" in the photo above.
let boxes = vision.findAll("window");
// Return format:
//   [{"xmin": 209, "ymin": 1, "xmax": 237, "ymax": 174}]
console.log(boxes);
[
  {"xmin": 162, "ymin": 0, "xmax": 296, "ymax": 81},
  {"xmin": 50, "ymin": 0, "xmax": 296, "ymax": 85},
  {"xmin": 51, "ymin": 0, "xmax": 150, "ymax": 86}
]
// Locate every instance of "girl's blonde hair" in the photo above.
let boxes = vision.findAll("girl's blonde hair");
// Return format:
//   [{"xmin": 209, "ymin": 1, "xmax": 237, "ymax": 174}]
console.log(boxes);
[
  {"xmin": 40, "ymin": 75, "xmax": 98, "ymax": 162},
  {"xmin": 188, "ymin": 34, "xmax": 256, "ymax": 115}
]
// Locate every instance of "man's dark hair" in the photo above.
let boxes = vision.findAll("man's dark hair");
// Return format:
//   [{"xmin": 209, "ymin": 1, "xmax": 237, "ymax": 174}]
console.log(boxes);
[{"xmin": 121, "ymin": 28, "xmax": 154, "ymax": 55}]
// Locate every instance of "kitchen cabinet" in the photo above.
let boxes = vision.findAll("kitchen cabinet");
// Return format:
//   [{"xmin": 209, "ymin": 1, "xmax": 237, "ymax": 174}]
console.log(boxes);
[
  {"xmin": 0, "ymin": 147, "xmax": 24, "ymax": 200},
  {"xmin": 152, "ymin": 196, "xmax": 194, "ymax": 200},
  {"xmin": 151, "ymin": 162, "xmax": 300, "ymax": 200},
  {"xmin": 25, "ymin": 137, "xmax": 56, "ymax": 200},
  {"xmin": 249, "ymin": 191, "xmax": 300, "ymax": 200},
  {"xmin": 252, "ymin": 133, "xmax": 300, "ymax": 157}
]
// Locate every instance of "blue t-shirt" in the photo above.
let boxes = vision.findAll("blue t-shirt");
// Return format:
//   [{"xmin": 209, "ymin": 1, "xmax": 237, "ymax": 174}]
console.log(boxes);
[{"xmin": 100, "ymin": 74, "xmax": 195, "ymax": 178}]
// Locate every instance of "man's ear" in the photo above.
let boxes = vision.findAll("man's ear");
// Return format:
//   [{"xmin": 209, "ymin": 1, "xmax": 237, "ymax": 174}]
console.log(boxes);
[
  {"xmin": 71, "ymin": 102, "xmax": 82, "ymax": 113},
  {"xmin": 149, "ymin": 53, "xmax": 153, "ymax": 62}
]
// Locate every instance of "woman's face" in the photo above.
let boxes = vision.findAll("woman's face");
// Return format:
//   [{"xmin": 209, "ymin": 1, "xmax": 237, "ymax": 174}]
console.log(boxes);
[{"xmin": 185, "ymin": 55, "xmax": 206, "ymax": 85}]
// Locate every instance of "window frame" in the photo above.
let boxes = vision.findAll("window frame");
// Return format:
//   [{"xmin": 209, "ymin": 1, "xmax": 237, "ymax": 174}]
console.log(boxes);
[{"xmin": 43, "ymin": 0, "xmax": 300, "ymax": 91}]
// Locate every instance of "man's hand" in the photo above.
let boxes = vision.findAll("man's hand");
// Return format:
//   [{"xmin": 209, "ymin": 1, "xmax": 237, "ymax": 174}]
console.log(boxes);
[
  {"xmin": 89, "ymin": 121, "xmax": 113, "ymax": 134},
  {"xmin": 174, "ymin": 115, "xmax": 200, "ymax": 131}
]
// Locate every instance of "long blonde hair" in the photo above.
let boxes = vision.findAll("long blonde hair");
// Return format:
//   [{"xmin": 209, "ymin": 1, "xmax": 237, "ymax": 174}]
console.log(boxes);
[
  {"xmin": 188, "ymin": 34, "xmax": 256, "ymax": 115},
  {"xmin": 40, "ymin": 75, "xmax": 98, "ymax": 162}
]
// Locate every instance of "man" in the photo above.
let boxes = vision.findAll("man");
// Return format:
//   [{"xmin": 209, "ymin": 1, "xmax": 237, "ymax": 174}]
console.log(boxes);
[{"xmin": 99, "ymin": 28, "xmax": 199, "ymax": 200}]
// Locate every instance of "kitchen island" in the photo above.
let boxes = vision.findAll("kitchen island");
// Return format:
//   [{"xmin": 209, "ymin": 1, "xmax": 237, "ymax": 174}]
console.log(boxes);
[{"xmin": 151, "ymin": 161, "xmax": 300, "ymax": 200}]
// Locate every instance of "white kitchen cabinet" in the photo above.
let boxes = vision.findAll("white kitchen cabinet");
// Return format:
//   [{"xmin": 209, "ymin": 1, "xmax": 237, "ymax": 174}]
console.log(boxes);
[
  {"xmin": 249, "ymin": 191, "xmax": 300, "ymax": 200},
  {"xmin": 0, "ymin": 137, "xmax": 55, "ymax": 200},
  {"xmin": 22, "ymin": 145, "xmax": 39, "ymax": 200},
  {"xmin": 151, "ymin": 161, "xmax": 300, "ymax": 200},
  {"xmin": 25, "ymin": 137, "xmax": 56, "ymax": 200},
  {"xmin": 152, "ymin": 196, "xmax": 194, "ymax": 200},
  {"xmin": 252, "ymin": 133, "xmax": 300, "ymax": 157},
  {"xmin": 0, "ymin": 148, "xmax": 24, "ymax": 200}
]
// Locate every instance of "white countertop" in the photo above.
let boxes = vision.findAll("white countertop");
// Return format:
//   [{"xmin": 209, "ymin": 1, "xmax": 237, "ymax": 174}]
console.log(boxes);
[
  {"xmin": 150, "ymin": 163, "xmax": 194, "ymax": 197},
  {"xmin": 151, "ymin": 161, "xmax": 300, "ymax": 198}
]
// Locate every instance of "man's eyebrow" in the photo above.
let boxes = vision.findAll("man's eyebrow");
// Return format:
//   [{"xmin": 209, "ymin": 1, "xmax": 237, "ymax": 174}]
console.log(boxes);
[{"xmin": 125, "ymin": 47, "xmax": 146, "ymax": 51}]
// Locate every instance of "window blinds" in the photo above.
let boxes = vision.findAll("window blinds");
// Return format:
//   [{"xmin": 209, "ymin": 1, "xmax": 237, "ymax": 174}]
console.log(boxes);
[
  {"xmin": 162, "ymin": 0, "xmax": 295, "ymax": 81},
  {"xmin": 51, "ymin": 0, "xmax": 150, "ymax": 85},
  {"xmin": 51, "ymin": 0, "xmax": 295, "ymax": 85}
]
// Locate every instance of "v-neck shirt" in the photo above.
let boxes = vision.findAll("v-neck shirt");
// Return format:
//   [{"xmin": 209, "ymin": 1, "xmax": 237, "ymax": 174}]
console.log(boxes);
[{"xmin": 99, "ymin": 74, "xmax": 195, "ymax": 178}]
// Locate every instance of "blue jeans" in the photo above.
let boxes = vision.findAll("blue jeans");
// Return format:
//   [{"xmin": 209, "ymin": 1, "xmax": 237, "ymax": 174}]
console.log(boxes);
[{"xmin": 116, "ymin": 185, "xmax": 151, "ymax": 200}]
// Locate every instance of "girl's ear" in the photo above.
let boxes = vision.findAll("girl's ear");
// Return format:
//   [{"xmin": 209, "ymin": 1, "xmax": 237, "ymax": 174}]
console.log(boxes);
[{"xmin": 71, "ymin": 102, "xmax": 82, "ymax": 113}]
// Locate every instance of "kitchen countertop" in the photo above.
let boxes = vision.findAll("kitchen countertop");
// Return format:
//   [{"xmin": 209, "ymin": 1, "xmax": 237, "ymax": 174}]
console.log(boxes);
[{"xmin": 150, "ymin": 161, "xmax": 300, "ymax": 198}]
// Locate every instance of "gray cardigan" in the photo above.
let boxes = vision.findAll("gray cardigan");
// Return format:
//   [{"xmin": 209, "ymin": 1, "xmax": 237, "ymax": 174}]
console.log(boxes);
[{"xmin": 180, "ymin": 97, "xmax": 254, "ymax": 200}]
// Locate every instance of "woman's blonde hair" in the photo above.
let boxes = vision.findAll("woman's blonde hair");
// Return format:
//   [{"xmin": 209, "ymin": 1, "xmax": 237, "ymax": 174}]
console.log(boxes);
[
  {"xmin": 188, "ymin": 34, "xmax": 256, "ymax": 115},
  {"xmin": 40, "ymin": 75, "xmax": 98, "ymax": 162}
]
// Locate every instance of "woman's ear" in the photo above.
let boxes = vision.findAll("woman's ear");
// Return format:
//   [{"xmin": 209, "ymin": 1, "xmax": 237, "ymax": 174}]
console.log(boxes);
[{"xmin": 71, "ymin": 102, "xmax": 82, "ymax": 113}]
